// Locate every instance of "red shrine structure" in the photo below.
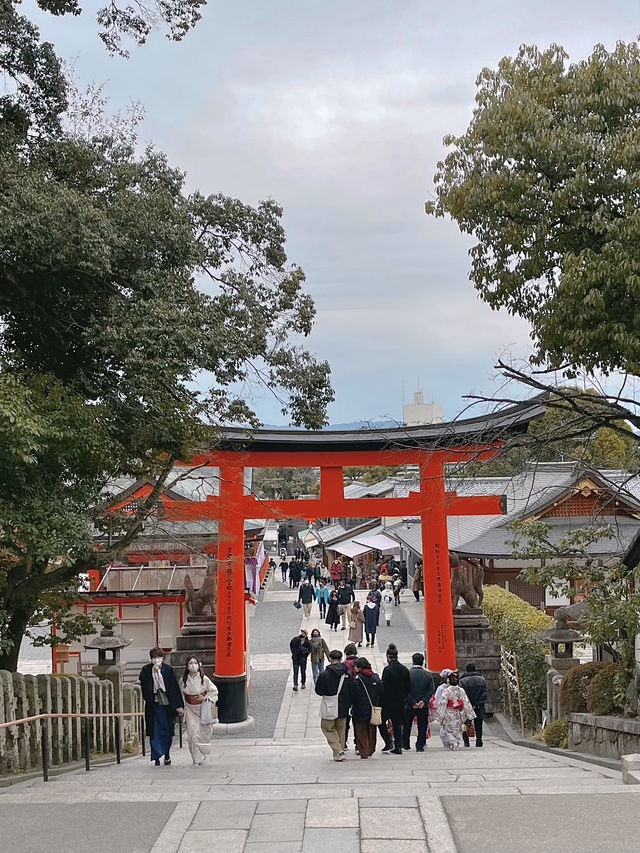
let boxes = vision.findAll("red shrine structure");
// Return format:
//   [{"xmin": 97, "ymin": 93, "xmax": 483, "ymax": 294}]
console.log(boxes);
[{"xmin": 161, "ymin": 398, "xmax": 545, "ymax": 725}]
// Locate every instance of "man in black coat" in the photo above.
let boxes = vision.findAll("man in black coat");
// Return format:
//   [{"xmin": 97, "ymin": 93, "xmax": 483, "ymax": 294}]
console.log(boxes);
[
  {"xmin": 402, "ymin": 652, "xmax": 435, "ymax": 751},
  {"xmin": 337, "ymin": 580, "xmax": 355, "ymax": 630},
  {"xmin": 315, "ymin": 649, "xmax": 351, "ymax": 761},
  {"xmin": 139, "ymin": 647, "xmax": 184, "ymax": 766},
  {"xmin": 461, "ymin": 662, "xmax": 487, "ymax": 747},
  {"xmin": 379, "ymin": 644, "xmax": 411, "ymax": 754},
  {"xmin": 289, "ymin": 628, "xmax": 311, "ymax": 691}
]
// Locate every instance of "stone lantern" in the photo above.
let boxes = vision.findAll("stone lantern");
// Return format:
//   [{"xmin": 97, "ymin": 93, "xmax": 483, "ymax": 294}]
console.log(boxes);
[
  {"xmin": 85, "ymin": 629, "xmax": 132, "ymax": 679},
  {"xmin": 535, "ymin": 623, "xmax": 585, "ymax": 672}
]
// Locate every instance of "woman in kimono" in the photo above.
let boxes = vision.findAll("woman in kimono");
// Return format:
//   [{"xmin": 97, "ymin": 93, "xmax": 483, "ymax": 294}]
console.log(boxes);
[
  {"xmin": 381, "ymin": 582, "xmax": 394, "ymax": 626},
  {"xmin": 435, "ymin": 671, "xmax": 475, "ymax": 751},
  {"xmin": 179, "ymin": 656, "xmax": 218, "ymax": 765}
]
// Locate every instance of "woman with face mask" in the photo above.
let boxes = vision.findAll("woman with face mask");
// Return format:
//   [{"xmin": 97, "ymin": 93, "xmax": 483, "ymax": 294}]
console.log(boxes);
[
  {"xmin": 139, "ymin": 647, "xmax": 184, "ymax": 766},
  {"xmin": 179, "ymin": 656, "xmax": 219, "ymax": 765}
]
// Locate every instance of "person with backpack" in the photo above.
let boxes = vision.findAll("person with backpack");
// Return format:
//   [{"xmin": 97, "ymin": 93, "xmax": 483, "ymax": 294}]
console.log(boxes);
[{"xmin": 315, "ymin": 649, "xmax": 351, "ymax": 761}]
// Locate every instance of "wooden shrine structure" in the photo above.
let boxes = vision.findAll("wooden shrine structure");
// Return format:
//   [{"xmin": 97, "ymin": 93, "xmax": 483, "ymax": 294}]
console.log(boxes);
[{"xmin": 162, "ymin": 398, "xmax": 545, "ymax": 724}]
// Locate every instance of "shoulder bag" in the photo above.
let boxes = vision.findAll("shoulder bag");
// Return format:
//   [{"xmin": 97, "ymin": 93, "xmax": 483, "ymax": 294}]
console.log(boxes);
[
  {"xmin": 200, "ymin": 698, "xmax": 216, "ymax": 725},
  {"xmin": 358, "ymin": 676, "xmax": 382, "ymax": 726},
  {"xmin": 319, "ymin": 673, "xmax": 346, "ymax": 720}
]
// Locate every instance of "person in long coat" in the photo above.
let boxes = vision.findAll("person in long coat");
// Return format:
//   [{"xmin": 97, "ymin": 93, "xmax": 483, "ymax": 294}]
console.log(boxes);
[
  {"xmin": 139, "ymin": 647, "xmax": 184, "ymax": 766},
  {"xmin": 348, "ymin": 600, "xmax": 365, "ymax": 646},
  {"xmin": 412, "ymin": 562, "xmax": 423, "ymax": 601},
  {"xmin": 178, "ymin": 656, "xmax": 218, "ymax": 765},
  {"xmin": 325, "ymin": 589, "xmax": 340, "ymax": 631},
  {"xmin": 364, "ymin": 598, "xmax": 379, "ymax": 647},
  {"xmin": 378, "ymin": 643, "xmax": 411, "ymax": 754},
  {"xmin": 351, "ymin": 657, "xmax": 383, "ymax": 758}
]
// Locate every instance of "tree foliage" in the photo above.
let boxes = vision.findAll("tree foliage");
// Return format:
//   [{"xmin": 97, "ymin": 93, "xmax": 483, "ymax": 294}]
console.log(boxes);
[
  {"xmin": 428, "ymin": 40, "xmax": 640, "ymax": 378},
  {"xmin": 0, "ymin": 46, "xmax": 333, "ymax": 668},
  {"xmin": 510, "ymin": 520, "xmax": 640, "ymax": 689}
]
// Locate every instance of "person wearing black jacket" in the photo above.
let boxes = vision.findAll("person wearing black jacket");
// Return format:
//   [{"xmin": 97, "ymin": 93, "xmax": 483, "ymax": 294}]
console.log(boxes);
[
  {"xmin": 402, "ymin": 653, "xmax": 435, "ymax": 751},
  {"xmin": 351, "ymin": 657, "xmax": 383, "ymax": 758},
  {"xmin": 379, "ymin": 643, "xmax": 411, "ymax": 754},
  {"xmin": 298, "ymin": 578, "xmax": 315, "ymax": 619},
  {"xmin": 290, "ymin": 628, "xmax": 311, "ymax": 691},
  {"xmin": 139, "ymin": 647, "xmax": 184, "ymax": 766},
  {"xmin": 337, "ymin": 581, "xmax": 355, "ymax": 630},
  {"xmin": 315, "ymin": 650, "xmax": 351, "ymax": 761},
  {"xmin": 461, "ymin": 663, "xmax": 487, "ymax": 747}
]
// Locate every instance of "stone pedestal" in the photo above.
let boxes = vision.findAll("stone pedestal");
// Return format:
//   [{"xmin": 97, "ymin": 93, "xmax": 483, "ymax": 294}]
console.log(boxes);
[
  {"xmin": 454, "ymin": 612, "xmax": 502, "ymax": 714},
  {"xmin": 168, "ymin": 614, "xmax": 216, "ymax": 680},
  {"xmin": 545, "ymin": 653, "xmax": 580, "ymax": 673}
]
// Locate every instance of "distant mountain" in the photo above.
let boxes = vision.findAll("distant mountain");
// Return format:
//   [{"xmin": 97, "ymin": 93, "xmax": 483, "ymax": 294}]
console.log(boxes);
[{"xmin": 262, "ymin": 419, "xmax": 400, "ymax": 431}]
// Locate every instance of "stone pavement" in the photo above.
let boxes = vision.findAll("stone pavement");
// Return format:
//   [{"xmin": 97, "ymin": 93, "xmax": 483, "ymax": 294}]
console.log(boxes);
[{"xmin": 2, "ymin": 580, "xmax": 640, "ymax": 853}]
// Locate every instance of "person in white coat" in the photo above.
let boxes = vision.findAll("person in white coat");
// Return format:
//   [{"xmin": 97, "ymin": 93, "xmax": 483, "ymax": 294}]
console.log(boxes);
[
  {"xmin": 179, "ymin": 656, "xmax": 218, "ymax": 765},
  {"xmin": 381, "ymin": 582, "xmax": 395, "ymax": 626}
]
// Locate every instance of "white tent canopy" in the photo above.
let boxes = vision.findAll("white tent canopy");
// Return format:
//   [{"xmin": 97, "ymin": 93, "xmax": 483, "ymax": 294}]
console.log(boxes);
[
  {"xmin": 330, "ymin": 539, "xmax": 371, "ymax": 559},
  {"xmin": 352, "ymin": 533, "xmax": 400, "ymax": 554}
]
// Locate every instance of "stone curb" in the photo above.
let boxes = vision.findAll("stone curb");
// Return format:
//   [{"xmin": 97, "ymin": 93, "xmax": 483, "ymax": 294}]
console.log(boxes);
[
  {"xmin": 493, "ymin": 712, "xmax": 621, "ymax": 772},
  {"xmin": 211, "ymin": 716, "xmax": 256, "ymax": 737}
]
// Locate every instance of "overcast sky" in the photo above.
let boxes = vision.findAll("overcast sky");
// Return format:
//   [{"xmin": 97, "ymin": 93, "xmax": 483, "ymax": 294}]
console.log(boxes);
[{"xmin": 28, "ymin": 0, "xmax": 640, "ymax": 424}]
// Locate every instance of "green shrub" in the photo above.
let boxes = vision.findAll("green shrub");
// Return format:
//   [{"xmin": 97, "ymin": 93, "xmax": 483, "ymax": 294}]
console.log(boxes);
[
  {"xmin": 585, "ymin": 663, "xmax": 623, "ymax": 715},
  {"xmin": 543, "ymin": 719, "xmax": 568, "ymax": 748},
  {"xmin": 483, "ymin": 585, "xmax": 552, "ymax": 730},
  {"xmin": 560, "ymin": 661, "xmax": 610, "ymax": 713}
]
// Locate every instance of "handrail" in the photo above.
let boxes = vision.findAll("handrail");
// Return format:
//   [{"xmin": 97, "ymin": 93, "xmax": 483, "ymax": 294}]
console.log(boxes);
[
  {"xmin": 0, "ymin": 711, "xmax": 143, "ymax": 729},
  {"xmin": 0, "ymin": 709, "xmax": 154, "ymax": 782}
]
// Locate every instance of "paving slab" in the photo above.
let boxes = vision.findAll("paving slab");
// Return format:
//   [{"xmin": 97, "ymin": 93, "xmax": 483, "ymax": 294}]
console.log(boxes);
[
  {"xmin": 256, "ymin": 799, "xmax": 308, "ymax": 813},
  {"xmin": 178, "ymin": 829, "xmax": 247, "ymax": 853},
  {"xmin": 191, "ymin": 799, "xmax": 257, "ymax": 829},
  {"xmin": 360, "ymin": 841, "xmax": 428, "ymax": 853},
  {"xmin": 248, "ymin": 812, "xmax": 306, "ymax": 843},
  {"xmin": 302, "ymin": 827, "xmax": 360, "ymax": 853},
  {"xmin": 359, "ymin": 807, "xmax": 425, "ymax": 840},
  {"xmin": 443, "ymin": 793, "xmax": 640, "ymax": 853},
  {"xmin": 306, "ymin": 797, "xmax": 359, "ymax": 826},
  {"xmin": 0, "ymin": 802, "xmax": 176, "ymax": 853}
]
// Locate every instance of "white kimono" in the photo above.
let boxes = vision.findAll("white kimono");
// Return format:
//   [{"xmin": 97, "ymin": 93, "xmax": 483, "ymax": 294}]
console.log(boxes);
[
  {"xmin": 381, "ymin": 586, "xmax": 394, "ymax": 623},
  {"xmin": 180, "ymin": 673, "xmax": 218, "ymax": 764}
]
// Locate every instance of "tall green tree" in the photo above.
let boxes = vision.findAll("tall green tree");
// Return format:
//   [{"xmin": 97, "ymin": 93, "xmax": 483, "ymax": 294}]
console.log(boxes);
[
  {"xmin": 427, "ymin": 40, "xmax": 640, "ymax": 451},
  {"xmin": 0, "ymin": 69, "xmax": 333, "ymax": 669}
]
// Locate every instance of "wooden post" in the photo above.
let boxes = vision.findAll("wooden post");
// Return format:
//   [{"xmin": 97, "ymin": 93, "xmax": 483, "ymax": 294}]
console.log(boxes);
[
  {"xmin": 501, "ymin": 648, "xmax": 514, "ymax": 724},
  {"xmin": 513, "ymin": 651, "xmax": 525, "ymax": 736}
]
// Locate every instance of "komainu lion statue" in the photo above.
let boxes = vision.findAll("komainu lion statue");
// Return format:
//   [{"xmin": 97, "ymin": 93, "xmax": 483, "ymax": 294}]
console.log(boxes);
[
  {"xmin": 184, "ymin": 567, "xmax": 217, "ymax": 616},
  {"xmin": 450, "ymin": 551, "xmax": 484, "ymax": 611}
]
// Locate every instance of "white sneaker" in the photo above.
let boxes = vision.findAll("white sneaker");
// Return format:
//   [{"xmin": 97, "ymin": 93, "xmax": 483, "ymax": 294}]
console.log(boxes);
[{"xmin": 334, "ymin": 752, "xmax": 346, "ymax": 762}]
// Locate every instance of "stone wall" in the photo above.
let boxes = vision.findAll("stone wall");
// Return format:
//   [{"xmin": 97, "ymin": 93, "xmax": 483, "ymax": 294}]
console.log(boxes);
[
  {"xmin": 0, "ymin": 670, "xmax": 143, "ymax": 777},
  {"xmin": 568, "ymin": 713, "xmax": 640, "ymax": 759},
  {"xmin": 454, "ymin": 613, "xmax": 502, "ymax": 713}
]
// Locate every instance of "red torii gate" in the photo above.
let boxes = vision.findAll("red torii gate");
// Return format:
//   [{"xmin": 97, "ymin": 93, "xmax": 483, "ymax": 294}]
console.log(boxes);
[{"xmin": 162, "ymin": 399, "xmax": 543, "ymax": 724}]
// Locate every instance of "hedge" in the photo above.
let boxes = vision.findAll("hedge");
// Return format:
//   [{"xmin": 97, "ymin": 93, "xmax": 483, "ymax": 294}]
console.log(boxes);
[
  {"xmin": 482, "ymin": 585, "xmax": 552, "ymax": 730},
  {"xmin": 543, "ymin": 719, "xmax": 568, "ymax": 748},
  {"xmin": 560, "ymin": 661, "xmax": 623, "ymax": 715}
]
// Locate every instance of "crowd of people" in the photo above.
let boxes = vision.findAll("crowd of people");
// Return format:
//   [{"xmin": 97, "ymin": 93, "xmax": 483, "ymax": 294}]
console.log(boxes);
[
  {"xmin": 279, "ymin": 551, "xmax": 421, "ymax": 599},
  {"xmin": 287, "ymin": 625, "xmax": 488, "ymax": 761}
]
